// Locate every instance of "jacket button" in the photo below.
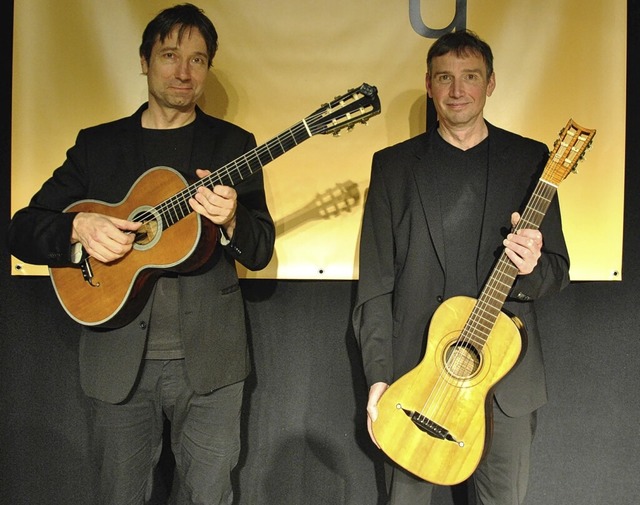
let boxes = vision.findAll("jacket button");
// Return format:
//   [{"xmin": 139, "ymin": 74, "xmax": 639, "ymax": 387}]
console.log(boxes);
[
  {"xmin": 138, "ymin": 320, "xmax": 147, "ymax": 330},
  {"xmin": 436, "ymin": 296, "xmax": 443, "ymax": 303}
]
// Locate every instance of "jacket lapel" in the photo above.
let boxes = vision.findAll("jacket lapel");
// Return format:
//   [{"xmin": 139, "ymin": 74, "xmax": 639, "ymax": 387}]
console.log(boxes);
[
  {"xmin": 121, "ymin": 105, "xmax": 146, "ymax": 175},
  {"xmin": 410, "ymin": 129, "xmax": 446, "ymax": 270},
  {"xmin": 477, "ymin": 123, "xmax": 516, "ymax": 287}
]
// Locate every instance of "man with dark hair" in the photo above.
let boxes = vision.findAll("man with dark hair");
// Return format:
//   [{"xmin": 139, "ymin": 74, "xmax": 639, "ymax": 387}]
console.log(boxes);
[
  {"xmin": 8, "ymin": 4, "xmax": 275, "ymax": 504},
  {"xmin": 353, "ymin": 29, "xmax": 570, "ymax": 504}
]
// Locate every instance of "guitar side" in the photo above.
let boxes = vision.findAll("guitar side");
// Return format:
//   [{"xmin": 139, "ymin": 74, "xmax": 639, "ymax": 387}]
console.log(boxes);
[
  {"xmin": 49, "ymin": 167, "xmax": 216, "ymax": 328},
  {"xmin": 372, "ymin": 296, "xmax": 526, "ymax": 485}
]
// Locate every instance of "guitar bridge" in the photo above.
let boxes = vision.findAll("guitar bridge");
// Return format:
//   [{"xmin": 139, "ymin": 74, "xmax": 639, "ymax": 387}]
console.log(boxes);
[
  {"xmin": 398, "ymin": 404, "xmax": 464, "ymax": 447},
  {"xmin": 80, "ymin": 257, "xmax": 100, "ymax": 288}
]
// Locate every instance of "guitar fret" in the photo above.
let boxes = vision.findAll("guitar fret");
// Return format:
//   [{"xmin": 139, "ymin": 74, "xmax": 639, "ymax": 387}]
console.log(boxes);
[
  {"xmin": 245, "ymin": 152, "xmax": 263, "ymax": 176},
  {"xmin": 256, "ymin": 146, "xmax": 272, "ymax": 168},
  {"xmin": 488, "ymin": 277, "xmax": 513, "ymax": 292},
  {"xmin": 233, "ymin": 158, "xmax": 247, "ymax": 182},
  {"xmin": 225, "ymin": 163, "xmax": 240, "ymax": 185},
  {"xmin": 165, "ymin": 206, "xmax": 177, "ymax": 227},
  {"xmin": 468, "ymin": 316, "xmax": 494, "ymax": 334},
  {"xmin": 170, "ymin": 196, "xmax": 184, "ymax": 225},
  {"xmin": 475, "ymin": 302, "xmax": 502, "ymax": 321},
  {"xmin": 177, "ymin": 198, "xmax": 191, "ymax": 220}
]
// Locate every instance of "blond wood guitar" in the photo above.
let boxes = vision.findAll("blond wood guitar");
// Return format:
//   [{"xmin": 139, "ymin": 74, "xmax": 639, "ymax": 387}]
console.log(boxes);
[
  {"xmin": 49, "ymin": 84, "xmax": 381, "ymax": 328},
  {"xmin": 372, "ymin": 119, "xmax": 596, "ymax": 485}
]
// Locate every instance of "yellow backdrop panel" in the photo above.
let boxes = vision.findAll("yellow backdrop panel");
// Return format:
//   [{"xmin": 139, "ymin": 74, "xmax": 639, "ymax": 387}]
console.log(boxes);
[{"xmin": 11, "ymin": 0, "xmax": 626, "ymax": 281}]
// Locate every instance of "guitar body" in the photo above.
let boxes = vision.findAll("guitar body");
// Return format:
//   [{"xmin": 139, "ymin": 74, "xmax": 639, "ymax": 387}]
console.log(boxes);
[
  {"xmin": 372, "ymin": 296, "xmax": 526, "ymax": 485},
  {"xmin": 49, "ymin": 167, "xmax": 217, "ymax": 328}
]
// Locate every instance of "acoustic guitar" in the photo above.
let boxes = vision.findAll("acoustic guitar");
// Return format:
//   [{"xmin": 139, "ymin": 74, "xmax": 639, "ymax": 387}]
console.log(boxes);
[
  {"xmin": 371, "ymin": 119, "xmax": 596, "ymax": 486},
  {"xmin": 49, "ymin": 83, "xmax": 381, "ymax": 328}
]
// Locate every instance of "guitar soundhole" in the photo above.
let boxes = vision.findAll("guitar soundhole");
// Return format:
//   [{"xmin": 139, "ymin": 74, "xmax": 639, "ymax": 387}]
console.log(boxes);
[
  {"xmin": 444, "ymin": 342, "xmax": 481, "ymax": 380},
  {"xmin": 129, "ymin": 206, "xmax": 163, "ymax": 251}
]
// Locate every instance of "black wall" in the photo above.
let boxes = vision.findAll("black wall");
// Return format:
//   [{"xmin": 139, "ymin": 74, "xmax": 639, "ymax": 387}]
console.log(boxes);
[{"xmin": 2, "ymin": 2, "xmax": 638, "ymax": 504}]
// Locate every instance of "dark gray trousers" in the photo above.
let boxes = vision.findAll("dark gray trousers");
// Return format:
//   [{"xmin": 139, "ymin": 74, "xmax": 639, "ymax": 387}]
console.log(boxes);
[{"xmin": 90, "ymin": 359, "xmax": 243, "ymax": 505}]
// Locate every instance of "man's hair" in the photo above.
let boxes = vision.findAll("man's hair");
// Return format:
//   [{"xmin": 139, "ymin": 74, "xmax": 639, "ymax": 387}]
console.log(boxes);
[
  {"xmin": 427, "ymin": 29, "xmax": 494, "ymax": 77},
  {"xmin": 139, "ymin": 3, "xmax": 218, "ymax": 68}
]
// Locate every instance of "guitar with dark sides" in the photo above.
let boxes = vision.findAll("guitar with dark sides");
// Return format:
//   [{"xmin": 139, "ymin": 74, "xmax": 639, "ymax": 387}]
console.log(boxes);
[{"xmin": 50, "ymin": 84, "xmax": 381, "ymax": 328}]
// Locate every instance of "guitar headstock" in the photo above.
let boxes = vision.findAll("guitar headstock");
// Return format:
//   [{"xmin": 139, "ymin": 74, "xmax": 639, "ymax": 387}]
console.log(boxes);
[
  {"xmin": 542, "ymin": 119, "xmax": 596, "ymax": 186},
  {"xmin": 307, "ymin": 83, "xmax": 381, "ymax": 136}
]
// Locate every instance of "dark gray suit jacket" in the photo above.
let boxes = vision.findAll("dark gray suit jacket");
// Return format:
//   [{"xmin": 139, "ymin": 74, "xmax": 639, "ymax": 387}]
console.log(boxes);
[
  {"xmin": 8, "ymin": 104, "xmax": 275, "ymax": 403},
  {"xmin": 352, "ymin": 122, "xmax": 570, "ymax": 417}
]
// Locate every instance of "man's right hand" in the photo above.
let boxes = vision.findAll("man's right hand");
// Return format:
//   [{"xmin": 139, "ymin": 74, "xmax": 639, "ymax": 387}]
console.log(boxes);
[
  {"xmin": 367, "ymin": 382, "xmax": 389, "ymax": 448},
  {"xmin": 71, "ymin": 212, "xmax": 142, "ymax": 263}
]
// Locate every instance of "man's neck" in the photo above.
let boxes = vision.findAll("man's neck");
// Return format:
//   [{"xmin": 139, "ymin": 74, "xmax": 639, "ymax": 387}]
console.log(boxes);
[
  {"xmin": 437, "ymin": 120, "xmax": 489, "ymax": 151},
  {"xmin": 141, "ymin": 104, "xmax": 197, "ymax": 129}
]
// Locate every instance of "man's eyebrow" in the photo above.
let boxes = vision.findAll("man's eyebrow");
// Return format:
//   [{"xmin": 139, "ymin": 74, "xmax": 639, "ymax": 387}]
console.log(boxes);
[
  {"xmin": 157, "ymin": 46, "xmax": 208, "ymax": 58},
  {"xmin": 432, "ymin": 68, "xmax": 484, "ymax": 76}
]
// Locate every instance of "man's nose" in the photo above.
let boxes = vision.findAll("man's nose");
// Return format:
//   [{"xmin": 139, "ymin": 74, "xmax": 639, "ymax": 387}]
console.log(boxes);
[
  {"xmin": 176, "ymin": 60, "xmax": 191, "ymax": 79},
  {"xmin": 449, "ymin": 78, "xmax": 463, "ymax": 97}
]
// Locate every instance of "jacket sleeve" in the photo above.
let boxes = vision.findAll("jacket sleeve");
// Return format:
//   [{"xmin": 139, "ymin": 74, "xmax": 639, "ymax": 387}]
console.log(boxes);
[
  {"xmin": 8, "ymin": 130, "xmax": 92, "ymax": 266},
  {"xmin": 352, "ymin": 152, "xmax": 395, "ymax": 387},
  {"xmin": 509, "ymin": 175, "xmax": 571, "ymax": 302}
]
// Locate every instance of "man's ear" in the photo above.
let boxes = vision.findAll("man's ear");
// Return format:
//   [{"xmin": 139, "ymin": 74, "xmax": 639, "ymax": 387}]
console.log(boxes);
[
  {"xmin": 486, "ymin": 72, "xmax": 496, "ymax": 97},
  {"xmin": 425, "ymin": 73, "xmax": 433, "ymax": 98},
  {"xmin": 140, "ymin": 56, "xmax": 148, "ymax": 75}
]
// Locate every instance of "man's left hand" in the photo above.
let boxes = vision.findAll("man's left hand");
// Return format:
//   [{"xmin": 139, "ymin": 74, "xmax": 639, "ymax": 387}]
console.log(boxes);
[
  {"xmin": 503, "ymin": 212, "xmax": 543, "ymax": 275},
  {"xmin": 189, "ymin": 168, "xmax": 238, "ymax": 238}
]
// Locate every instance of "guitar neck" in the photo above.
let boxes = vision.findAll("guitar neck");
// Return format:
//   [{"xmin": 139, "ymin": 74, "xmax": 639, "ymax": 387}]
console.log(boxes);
[{"xmin": 464, "ymin": 177, "xmax": 559, "ymax": 350}]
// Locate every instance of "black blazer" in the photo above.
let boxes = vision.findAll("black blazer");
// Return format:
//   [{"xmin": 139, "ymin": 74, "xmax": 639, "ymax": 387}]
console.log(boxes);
[
  {"xmin": 8, "ymin": 105, "xmax": 275, "ymax": 403},
  {"xmin": 353, "ymin": 122, "xmax": 570, "ymax": 417}
]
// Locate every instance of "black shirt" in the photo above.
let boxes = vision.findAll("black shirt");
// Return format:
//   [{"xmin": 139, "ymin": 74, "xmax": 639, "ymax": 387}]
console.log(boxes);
[{"xmin": 432, "ymin": 132, "xmax": 489, "ymax": 299}]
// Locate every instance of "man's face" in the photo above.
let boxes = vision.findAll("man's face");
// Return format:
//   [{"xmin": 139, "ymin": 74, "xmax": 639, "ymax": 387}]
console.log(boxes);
[
  {"xmin": 426, "ymin": 50, "xmax": 496, "ymax": 131},
  {"xmin": 141, "ymin": 26, "xmax": 210, "ymax": 113}
]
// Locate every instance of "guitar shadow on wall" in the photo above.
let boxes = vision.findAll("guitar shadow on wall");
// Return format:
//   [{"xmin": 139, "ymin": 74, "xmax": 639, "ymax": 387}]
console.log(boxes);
[
  {"xmin": 234, "ymin": 178, "xmax": 363, "ymax": 281},
  {"xmin": 273, "ymin": 179, "xmax": 361, "ymax": 237}
]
